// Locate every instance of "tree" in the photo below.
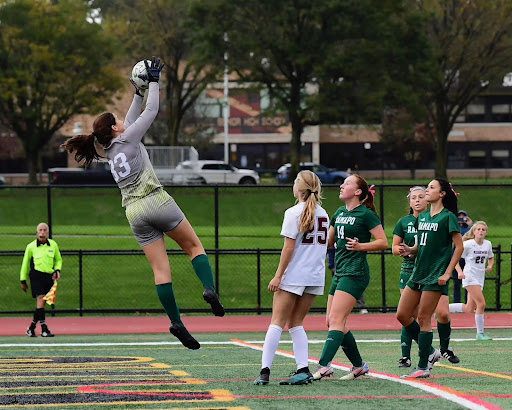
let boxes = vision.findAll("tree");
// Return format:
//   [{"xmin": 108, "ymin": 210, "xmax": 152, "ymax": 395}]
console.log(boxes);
[
  {"xmin": 100, "ymin": 0, "xmax": 222, "ymax": 146},
  {"xmin": 413, "ymin": 0, "xmax": 512, "ymax": 178},
  {"xmin": 0, "ymin": 0, "xmax": 123, "ymax": 184},
  {"xmin": 189, "ymin": 0, "xmax": 427, "ymax": 178}
]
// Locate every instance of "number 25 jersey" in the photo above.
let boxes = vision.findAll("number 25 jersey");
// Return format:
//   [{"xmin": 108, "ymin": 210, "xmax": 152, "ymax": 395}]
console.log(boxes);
[{"xmin": 280, "ymin": 203, "xmax": 329, "ymax": 286}]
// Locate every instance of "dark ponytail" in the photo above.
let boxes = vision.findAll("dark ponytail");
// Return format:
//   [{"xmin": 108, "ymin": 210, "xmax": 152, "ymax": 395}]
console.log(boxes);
[
  {"xmin": 60, "ymin": 112, "xmax": 116, "ymax": 168},
  {"xmin": 435, "ymin": 178, "xmax": 458, "ymax": 216},
  {"xmin": 353, "ymin": 174, "xmax": 377, "ymax": 213}
]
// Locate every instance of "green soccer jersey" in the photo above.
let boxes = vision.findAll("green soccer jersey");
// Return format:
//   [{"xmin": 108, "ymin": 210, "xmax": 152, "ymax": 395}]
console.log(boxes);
[
  {"xmin": 330, "ymin": 204, "xmax": 382, "ymax": 278},
  {"xmin": 392, "ymin": 214, "xmax": 418, "ymax": 277},
  {"xmin": 411, "ymin": 208, "xmax": 460, "ymax": 285}
]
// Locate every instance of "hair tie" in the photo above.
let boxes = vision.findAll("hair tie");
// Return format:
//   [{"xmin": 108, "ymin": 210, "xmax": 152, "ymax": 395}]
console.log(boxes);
[
  {"xmin": 368, "ymin": 184, "xmax": 376, "ymax": 196},
  {"xmin": 449, "ymin": 182, "xmax": 460, "ymax": 196},
  {"xmin": 91, "ymin": 131, "xmax": 99, "ymax": 138}
]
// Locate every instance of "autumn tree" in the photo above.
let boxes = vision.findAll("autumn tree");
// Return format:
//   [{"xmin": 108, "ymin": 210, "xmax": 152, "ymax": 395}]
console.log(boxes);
[
  {"xmin": 0, "ymin": 0, "xmax": 123, "ymax": 184},
  {"xmin": 413, "ymin": 0, "xmax": 512, "ymax": 178}
]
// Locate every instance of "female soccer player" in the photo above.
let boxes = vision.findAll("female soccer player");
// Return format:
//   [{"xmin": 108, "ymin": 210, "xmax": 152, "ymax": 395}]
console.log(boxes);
[
  {"xmin": 393, "ymin": 187, "xmax": 460, "ymax": 369},
  {"xmin": 397, "ymin": 178, "xmax": 463, "ymax": 378},
  {"xmin": 61, "ymin": 57, "xmax": 224, "ymax": 350},
  {"xmin": 450, "ymin": 221, "xmax": 494, "ymax": 340},
  {"xmin": 254, "ymin": 171, "xmax": 328, "ymax": 386},
  {"xmin": 313, "ymin": 175, "xmax": 388, "ymax": 381}
]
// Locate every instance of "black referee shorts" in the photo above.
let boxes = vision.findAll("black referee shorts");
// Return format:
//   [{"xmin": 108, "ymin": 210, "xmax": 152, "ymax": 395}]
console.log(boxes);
[{"xmin": 29, "ymin": 270, "xmax": 53, "ymax": 298}]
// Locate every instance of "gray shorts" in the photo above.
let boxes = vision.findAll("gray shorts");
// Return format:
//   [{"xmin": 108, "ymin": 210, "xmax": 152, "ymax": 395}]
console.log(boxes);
[{"xmin": 125, "ymin": 191, "xmax": 185, "ymax": 247}]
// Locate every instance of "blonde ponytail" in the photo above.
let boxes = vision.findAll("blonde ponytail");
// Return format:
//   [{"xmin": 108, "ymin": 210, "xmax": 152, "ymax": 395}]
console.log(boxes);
[{"xmin": 297, "ymin": 171, "xmax": 323, "ymax": 233}]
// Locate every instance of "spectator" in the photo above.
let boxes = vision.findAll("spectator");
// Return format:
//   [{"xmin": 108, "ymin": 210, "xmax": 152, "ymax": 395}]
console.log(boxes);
[
  {"xmin": 20, "ymin": 222, "xmax": 62, "ymax": 337},
  {"xmin": 452, "ymin": 210, "xmax": 473, "ymax": 302}
]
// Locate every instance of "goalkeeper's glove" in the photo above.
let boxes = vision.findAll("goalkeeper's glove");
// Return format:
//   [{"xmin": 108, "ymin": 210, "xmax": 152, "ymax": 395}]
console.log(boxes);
[{"xmin": 144, "ymin": 56, "xmax": 164, "ymax": 83}]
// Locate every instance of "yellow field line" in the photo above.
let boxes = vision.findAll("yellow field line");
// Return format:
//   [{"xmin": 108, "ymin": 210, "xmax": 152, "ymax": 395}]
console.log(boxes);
[{"xmin": 437, "ymin": 363, "xmax": 512, "ymax": 380}]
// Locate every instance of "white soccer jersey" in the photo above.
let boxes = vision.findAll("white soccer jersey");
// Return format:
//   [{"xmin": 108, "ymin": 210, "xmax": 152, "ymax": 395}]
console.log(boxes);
[
  {"xmin": 461, "ymin": 239, "xmax": 494, "ymax": 289},
  {"xmin": 279, "ymin": 203, "xmax": 329, "ymax": 286}
]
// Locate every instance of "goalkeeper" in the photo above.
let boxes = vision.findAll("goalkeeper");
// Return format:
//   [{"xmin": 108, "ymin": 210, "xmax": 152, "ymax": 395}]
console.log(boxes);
[{"xmin": 20, "ymin": 222, "xmax": 62, "ymax": 337}]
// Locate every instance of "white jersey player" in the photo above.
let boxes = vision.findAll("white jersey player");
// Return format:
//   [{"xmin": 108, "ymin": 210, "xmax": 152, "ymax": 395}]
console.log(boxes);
[
  {"xmin": 449, "ymin": 221, "xmax": 494, "ymax": 340},
  {"xmin": 254, "ymin": 170, "xmax": 328, "ymax": 386}
]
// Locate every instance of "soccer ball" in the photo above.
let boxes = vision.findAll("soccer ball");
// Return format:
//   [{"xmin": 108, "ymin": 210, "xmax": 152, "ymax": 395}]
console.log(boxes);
[{"xmin": 131, "ymin": 60, "xmax": 150, "ymax": 90}]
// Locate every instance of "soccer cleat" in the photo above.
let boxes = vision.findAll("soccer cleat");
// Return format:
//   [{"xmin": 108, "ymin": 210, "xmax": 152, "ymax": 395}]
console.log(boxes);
[
  {"xmin": 254, "ymin": 368, "xmax": 270, "ymax": 385},
  {"xmin": 40, "ymin": 326, "xmax": 54, "ymax": 337},
  {"xmin": 359, "ymin": 308, "xmax": 369, "ymax": 314},
  {"xmin": 339, "ymin": 362, "xmax": 370, "ymax": 380},
  {"xmin": 398, "ymin": 357, "xmax": 412, "ymax": 368},
  {"xmin": 280, "ymin": 370, "xmax": 313, "ymax": 385},
  {"xmin": 203, "ymin": 288, "xmax": 225, "ymax": 317},
  {"xmin": 441, "ymin": 347, "xmax": 460, "ymax": 364},
  {"xmin": 312, "ymin": 364, "xmax": 334, "ymax": 380},
  {"xmin": 169, "ymin": 323, "xmax": 200, "ymax": 350},
  {"xmin": 401, "ymin": 367, "xmax": 430, "ymax": 379},
  {"xmin": 476, "ymin": 333, "xmax": 492, "ymax": 341},
  {"xmin": 26, "ymin": 327, "xmax": 36, "ymax": 337},
  {"xmin": 428, "ymin": 348, "xmax": 442, "ymax": 370}
]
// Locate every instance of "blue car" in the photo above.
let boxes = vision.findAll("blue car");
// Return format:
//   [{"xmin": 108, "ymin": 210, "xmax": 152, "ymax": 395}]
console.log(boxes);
[{"xmin": 276, "ymin": 162, "xmax": 350, "ymax": 184}]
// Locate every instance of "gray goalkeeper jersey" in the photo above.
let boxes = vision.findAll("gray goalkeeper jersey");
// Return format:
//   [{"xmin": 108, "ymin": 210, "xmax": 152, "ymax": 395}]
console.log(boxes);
[{"xmin": 104, "ymin": 82, "xmax": 163, "ymax": 207}]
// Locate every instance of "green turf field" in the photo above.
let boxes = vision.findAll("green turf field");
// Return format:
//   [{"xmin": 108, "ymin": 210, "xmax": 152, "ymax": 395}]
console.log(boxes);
[{"xmin": 0, "ymin": 329, "xmax": 510, "ymax": 409}]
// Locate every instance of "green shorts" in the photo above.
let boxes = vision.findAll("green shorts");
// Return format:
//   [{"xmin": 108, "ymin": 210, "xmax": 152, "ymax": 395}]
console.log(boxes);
[
  {"xmin": 329, "ymin": 274, "xmax": 369, "ymax": 300},
  {"xmin": 399, "ymin": 271, "xmax": 412, "ymax": 290},
  {"xmin": 406, "ymin": 280, "xmax": 449, "ymax": 296}
]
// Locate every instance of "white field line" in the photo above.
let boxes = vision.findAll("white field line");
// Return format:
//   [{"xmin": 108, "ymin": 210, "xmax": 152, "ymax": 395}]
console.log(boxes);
[
  {"xmin": 0, "ymin": 337, "xmax": 511, "ymax": 348},
  {"xmin": 232, "ymin": 339, "xmax": 503, "ymax": 410}
]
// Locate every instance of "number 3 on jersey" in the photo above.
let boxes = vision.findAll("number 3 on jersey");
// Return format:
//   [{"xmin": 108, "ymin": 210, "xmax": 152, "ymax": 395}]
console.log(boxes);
[
  {"xmin": 301, "ymin": 217, "xmax": 328, "ymax": 244},
  {"xmin": 108, "ymin": 153, "xmax": 131, "ymax": 182}
]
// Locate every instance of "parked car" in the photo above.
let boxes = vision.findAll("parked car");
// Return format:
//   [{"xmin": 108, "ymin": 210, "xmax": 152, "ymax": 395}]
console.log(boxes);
[
  {"xmin": 175, "ymin": 160, "xmax": 260, "ymax": 185},
  {"xmin": 48, "ymin": 162, "xmax": 115, "ymax": 185},
  {"xmin": 276, "ymin": 162, "xmax": 350, "ymax": 184}
]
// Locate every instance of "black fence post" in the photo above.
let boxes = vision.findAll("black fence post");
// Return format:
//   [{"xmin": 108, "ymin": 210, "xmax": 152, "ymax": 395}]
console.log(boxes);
[
  {"xmin": 79, "ymin": 250, "xmax": 83, "ymax": 316},
  {"xmin": 257, "ymin": 249, "xmax": 261, "ymax": 315},
  {"xmin": 47, "ymin": 185, "xmax": 53, "ymax": 238},
  {"xmin": 214, "ymin": 186, "xmax": 220, "ymax": 294},
  {"xmin": 496, "ymin": 245, "xmax": 501, "ymax": 310},
  {"xmin": 381, "ymin": 250, "xmax": 387, "ymax": 312}
]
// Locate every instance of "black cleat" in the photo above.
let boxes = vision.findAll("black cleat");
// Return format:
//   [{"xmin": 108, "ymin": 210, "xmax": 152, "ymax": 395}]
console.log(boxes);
[
  {"xmin": 170, "ymin": 323, "xmax": 200, "ymax": 350},
  {"xmin": 441, "ymin": 347, "xmax": 460, "ymax": 364},
  {"xmin": 26, "ymin": 327, "xmax": 36, "ymax": 337},
  {"xmin": 398, "ymin": 357, "xmax": 412, "ymax": 368},
  {"xmin": 41, "ymin": 326, "xmax": 54, "ymax": 337},
  {"xmin": 203, "ymin": 288, "xmax": 225, "ymax": 317},
  {"xmin": 254, "ymin": 367, "xmax": 270, "ymax": 385}
]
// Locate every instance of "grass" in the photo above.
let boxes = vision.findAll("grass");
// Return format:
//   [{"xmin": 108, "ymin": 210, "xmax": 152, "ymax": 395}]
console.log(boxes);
[
  {"xmin": 1, "ymin": 184, "xmax": 511, "ymax": 314},
  {"xmin": 0, "ymin": 329, "xmax": 511, "ymax": 409}
]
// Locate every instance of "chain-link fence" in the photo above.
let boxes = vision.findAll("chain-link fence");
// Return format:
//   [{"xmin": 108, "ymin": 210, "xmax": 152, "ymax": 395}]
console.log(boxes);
[{"xmin": 1, "ymin": 184, "xmax": 511, "ymax": 315}]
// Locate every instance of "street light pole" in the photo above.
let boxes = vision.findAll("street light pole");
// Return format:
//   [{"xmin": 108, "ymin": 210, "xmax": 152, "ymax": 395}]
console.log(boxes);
[{"xmin": 223, "ymin": 32, "xmax": 229, "ymax": 164}]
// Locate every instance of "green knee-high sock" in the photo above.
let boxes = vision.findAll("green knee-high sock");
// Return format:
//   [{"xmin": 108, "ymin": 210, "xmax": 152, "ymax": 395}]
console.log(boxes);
[
  {"xmin": 341, "ymin": 331, "xmax": 363, "ymax": 367},
  {"xmin": 401, "ymin": 326, "xmax": 413, "ymax": 358},
  {"xmin": 418, "ymin": 331, "xmax": 433, "ymax": 369},
  {"xmin": 437, "ymin": 321, "xmax": 451, "ymax": 353},
  {"xmin": 405, "ymin": 320, "xmax": 420, "ymax": 343},
  {"xmin": 156, "ymin": 283, "xmax": 182, "ymax": 325},
  {"xmin": 319, "ymin": 330, "xmax": 344, "ymax": 366},
  {"xmin": 191, "ymin": 254, "xmax": 215, "ymax": 290}
]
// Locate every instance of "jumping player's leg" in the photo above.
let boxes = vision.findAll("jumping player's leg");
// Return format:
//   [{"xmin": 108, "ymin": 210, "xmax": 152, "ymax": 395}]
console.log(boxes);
[
  {"xmin": 143, "ymin": 238, "xmax": 199, "ymax": 349},
  {"xmin": 166, "ymin": 218, "xmax": 224, "ymax": 316}
]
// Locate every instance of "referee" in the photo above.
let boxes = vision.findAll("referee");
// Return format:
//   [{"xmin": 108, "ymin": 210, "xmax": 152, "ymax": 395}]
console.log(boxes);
[{"xmin": 20, "ymin": 222, "xmax": 62, "ymax": 337}]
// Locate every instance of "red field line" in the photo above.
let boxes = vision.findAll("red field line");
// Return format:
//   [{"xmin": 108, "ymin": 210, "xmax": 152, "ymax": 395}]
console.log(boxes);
[{"xmin": 0, "ymin": 312, "xmax": 510, "ymax": 336}]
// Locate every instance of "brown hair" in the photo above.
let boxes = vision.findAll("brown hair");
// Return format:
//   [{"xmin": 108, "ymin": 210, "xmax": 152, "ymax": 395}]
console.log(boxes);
[
  {"xmin": 296, "ymin": 170, "xmax": 323, "ymax": 233},
  {"xmin": 60, "ymin": 112, "xmax": 116, "ymax": 167},
  {"xmin": 352, "ymin": 174, "xmax": 376, "ymax": 212}
]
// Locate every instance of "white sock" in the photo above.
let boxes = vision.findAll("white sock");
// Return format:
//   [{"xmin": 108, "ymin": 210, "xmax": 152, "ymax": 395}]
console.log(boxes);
[
  {"xmin": 289, "ymin": 326, "xmax": 309, "ymax": 370},
  {"xmin": 261, "ymin": 324, "xmax": 283, "ymax": 370},
  {"xmin": 449, "ymin": 303, "xmax": 464, "ymax": 313},
  {"xmin": 475, "ymin": 314, "xmax": 485, "ymax": 334}
]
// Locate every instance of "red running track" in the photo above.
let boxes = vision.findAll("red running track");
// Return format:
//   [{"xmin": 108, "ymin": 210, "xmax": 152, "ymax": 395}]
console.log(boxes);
[{"xmin": 0, "ymin": 312, "xmax": 510, "ymax": 336}]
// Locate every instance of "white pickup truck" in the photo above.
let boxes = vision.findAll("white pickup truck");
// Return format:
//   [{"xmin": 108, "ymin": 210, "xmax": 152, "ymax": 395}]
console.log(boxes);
[{"xmin": 156, "ymin": 160, "xmax": 260, "ymax": 185}]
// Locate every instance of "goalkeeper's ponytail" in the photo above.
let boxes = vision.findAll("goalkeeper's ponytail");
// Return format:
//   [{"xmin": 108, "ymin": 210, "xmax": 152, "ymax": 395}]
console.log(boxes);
[{"xmin": 60, "ymin": 112, "xmax": 115, "ymax": 167}]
